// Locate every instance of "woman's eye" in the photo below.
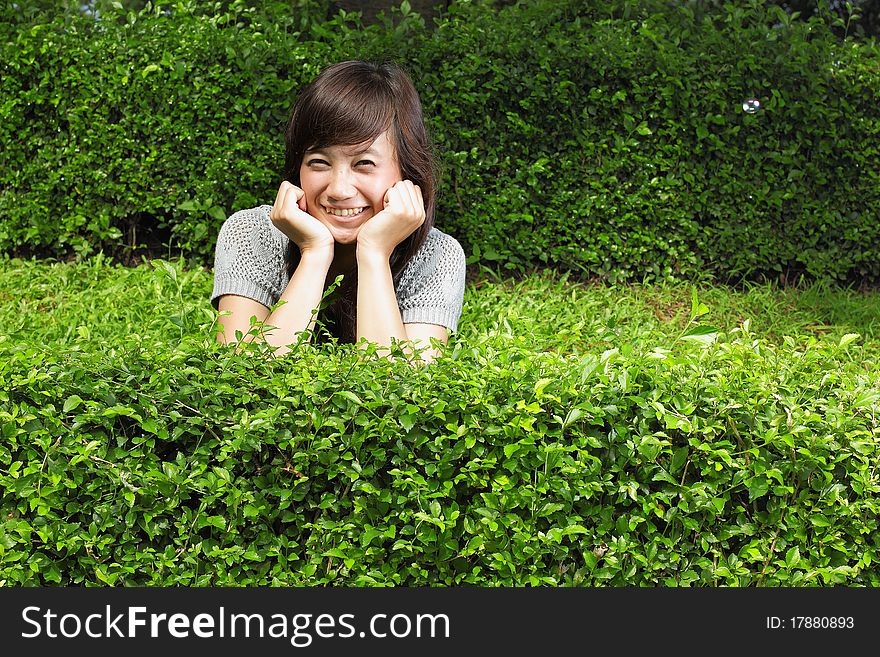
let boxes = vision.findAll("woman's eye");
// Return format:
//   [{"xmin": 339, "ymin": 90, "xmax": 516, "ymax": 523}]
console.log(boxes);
[
  {"xmin": 307, "ymin": 158, "xmax": 329, "ymax": 167},
  {"xmin": 355, "ymin": 160, "xmax": 375, "ymax": 168}
]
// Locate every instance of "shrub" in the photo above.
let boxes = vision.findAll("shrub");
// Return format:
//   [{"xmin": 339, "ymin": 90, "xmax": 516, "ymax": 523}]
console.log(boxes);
[
  {"xmin": 0, "ymin": 2, "xmax": 330, "ymax": 258},
  {"xmin": 1, "ymin": 258, "xmax": 878, "ymax": 586},
  {"xmin": 1, "ymin": 0, "xmax": 878, "ymax": 282}
]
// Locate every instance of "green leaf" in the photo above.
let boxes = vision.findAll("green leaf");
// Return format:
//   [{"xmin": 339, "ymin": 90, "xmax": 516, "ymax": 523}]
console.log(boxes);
[
  {"xmin": 322, "ymin": 548, "xmax": 349, "ymax": 559},
  {"xmin": 747, "ymin": 475, "xmax": 768, "ymax": 501},
  {"xmin": 579, "ymin": 355, "xmax": 600, "ymax": 384},
  {"xmin": 101, "ymin": 405, "xmax": 143, "ymax": 422},
  {"xmin": 853, "ymin": 389, "xmax": 879, "ymax": 408},
  {"xmin": 361, "ymin": 527, "xmax": 383, "ymax": 546},
  {"xmin": 63, "ymin": 395, "xmax": 83, "ymax": 413},
  {"xmin": 681, "ymin": 325, "xmax": 719, "ymax": 344},
  {"xmin": 399, "ymin": 414, "xmax": 416, "ymax": 432},
  {"xmin": 207, "ymin": 206, "xmax": 227, "ymax": 222},
  {"xmin": 95, "ymin": 567, "xmax": 118, "ymax": 585},
  {"xmin": 670, "ymin": 447, "xmax": 688, "ymax": 474},
  {"xmin": 690, "ymin": 287, "xmax": 709, "ymax": 319},
  {"xmin": 503, "ymin": 443, "xmax": 521, "ymax": 458},
  {"xmin": 205, "ymin": 516, "xmax": 226, "ymax": 530},
  {"xmin": 563, "ymin": 408, "xmax": 583, "ymax": 427},
  {"xmin": 212, "ymin": 467, "xmax": 232, "ymax": 483},
  {"xmin": 43, "ymin": 564, "xmax": 62, "ymax": 584},
  {"xmin": 583, "ymin": 551, "xmax": 598, "ymax": 571},
  {"xmin": 151, "ymin": 259, "xmax": 177, "ymax": 281},
  {"xmin": 810, "ymin": 514, "xmax": 831, "ymax": 527},
  {"xmin": 335, "ymin": 391, "xmax": 363, "ymax": 407}
]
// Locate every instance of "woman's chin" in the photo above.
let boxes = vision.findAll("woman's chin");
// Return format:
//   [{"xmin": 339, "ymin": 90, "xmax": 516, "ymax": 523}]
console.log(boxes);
[{"xmin": 329, "ymin": 226, "xmax": 361, "ymax": 245}]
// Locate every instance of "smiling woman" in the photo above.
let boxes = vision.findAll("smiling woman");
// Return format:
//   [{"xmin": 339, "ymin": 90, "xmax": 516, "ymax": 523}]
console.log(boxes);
[{"xmin": 210, "ymin": 61, "xmax": 466, "ymax": 362}]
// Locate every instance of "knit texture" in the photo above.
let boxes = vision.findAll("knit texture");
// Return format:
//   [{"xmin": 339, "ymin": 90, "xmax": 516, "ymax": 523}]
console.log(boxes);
[{"xmin": 211, "ymin": 205, "xmax": 467, "ymax": 332}]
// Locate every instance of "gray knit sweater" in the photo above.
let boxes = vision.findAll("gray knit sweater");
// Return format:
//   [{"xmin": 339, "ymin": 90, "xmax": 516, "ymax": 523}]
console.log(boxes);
[{"xmin": 211, "ymin": 205, "xmax": 467, "ymax": 332}]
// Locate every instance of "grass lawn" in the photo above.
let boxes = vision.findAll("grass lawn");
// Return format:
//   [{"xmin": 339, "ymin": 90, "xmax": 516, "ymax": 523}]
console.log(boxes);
[{"xmin": 1, "ymin": 253, "xmax": 878, "ymax": 359}]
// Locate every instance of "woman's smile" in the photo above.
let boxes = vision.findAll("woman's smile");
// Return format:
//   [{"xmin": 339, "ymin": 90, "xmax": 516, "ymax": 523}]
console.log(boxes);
[{"xmin": 321, "ymin": 205, "xmax": 369, "ymax": 220}]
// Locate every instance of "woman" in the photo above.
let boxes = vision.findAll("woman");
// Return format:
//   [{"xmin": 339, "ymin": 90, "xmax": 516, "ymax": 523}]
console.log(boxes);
[{"xmin": 211, "ymin": 60, "xmax": 466, "ymax": 362}]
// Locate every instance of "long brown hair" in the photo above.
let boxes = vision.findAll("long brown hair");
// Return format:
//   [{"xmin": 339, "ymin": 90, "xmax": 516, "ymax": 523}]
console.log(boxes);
[{"xmin": 283, "ymin": 60, "xmax": 437, "ymax": 343}]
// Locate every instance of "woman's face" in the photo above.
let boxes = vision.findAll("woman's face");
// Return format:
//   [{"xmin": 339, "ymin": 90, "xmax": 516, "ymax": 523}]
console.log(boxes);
[{"xmin": 299, "ymin": 130, "xmax": 402, "ymax": 244}]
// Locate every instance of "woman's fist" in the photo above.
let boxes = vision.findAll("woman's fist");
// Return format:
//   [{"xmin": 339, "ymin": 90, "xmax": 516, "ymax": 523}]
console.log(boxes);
[
  {"xmin": 356, "ymin": 180, "xmax": 426, "ymax": 259},
  {"xmin": 270, "ymin": 181, "xmax": 334, "ymax": 254}
]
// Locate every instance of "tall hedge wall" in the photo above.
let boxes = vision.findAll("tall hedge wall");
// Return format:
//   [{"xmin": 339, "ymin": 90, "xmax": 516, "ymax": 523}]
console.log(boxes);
[{"xmin": 2, "ymin": 0, "xmax": 879, "ymax": 284}]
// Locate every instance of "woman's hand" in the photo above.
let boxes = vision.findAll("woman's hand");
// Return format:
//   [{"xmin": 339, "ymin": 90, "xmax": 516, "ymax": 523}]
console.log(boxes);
[
  {"xmin": 356, "ymin": 180, "xmax": 426, "ymax": 260},
  {"xmin": 270, "ymin": 181, "xmax": 334, "ymax": 255}
]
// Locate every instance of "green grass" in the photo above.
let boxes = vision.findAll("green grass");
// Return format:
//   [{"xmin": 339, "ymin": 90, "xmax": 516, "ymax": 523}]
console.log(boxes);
[
  {"xmin": 2, "ymin": 254, "xmax": 879, "ymax": 359},
  {"xmin": 462, "ymin": 268, "xmax": 880, "ymax": 352}
]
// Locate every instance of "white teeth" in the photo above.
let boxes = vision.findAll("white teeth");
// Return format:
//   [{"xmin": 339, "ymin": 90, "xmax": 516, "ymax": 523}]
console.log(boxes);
[{"xmin": 324, "ymin": 206, "xmax": 366, "ymax": 217}]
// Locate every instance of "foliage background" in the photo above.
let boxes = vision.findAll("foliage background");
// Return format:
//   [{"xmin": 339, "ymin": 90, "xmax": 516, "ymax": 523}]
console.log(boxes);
[{"xmin": 1, "ymin": 0, "xmax": 878, "ymax": 285}]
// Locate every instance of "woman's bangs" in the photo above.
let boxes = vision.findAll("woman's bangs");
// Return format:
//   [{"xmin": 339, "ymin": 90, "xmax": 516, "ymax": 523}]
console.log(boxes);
[{"xmin": 312, "ymin": 85, "xmax": 394, "ymax": 151}]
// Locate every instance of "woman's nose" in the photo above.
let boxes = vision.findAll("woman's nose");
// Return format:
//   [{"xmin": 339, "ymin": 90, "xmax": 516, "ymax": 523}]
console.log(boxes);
[{"xmin": 327, "ymin": 168, "xmax": 356, "ymax": 199}]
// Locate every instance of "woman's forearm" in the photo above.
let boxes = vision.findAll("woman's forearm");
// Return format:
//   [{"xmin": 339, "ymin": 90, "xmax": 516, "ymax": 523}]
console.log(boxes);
[
  {"xmin": 262, "ymin": 249, "xmax": 333, "ymax": 355},
  {"xmin": 355, "ymin": 249, "xmax": 409, "ymax": 352}
]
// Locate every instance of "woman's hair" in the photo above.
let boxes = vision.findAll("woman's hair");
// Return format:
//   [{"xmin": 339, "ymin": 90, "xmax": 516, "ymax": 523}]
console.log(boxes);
[{"xmin": 282, "ymin": 60, "xmax": 437, "ymax": 343}]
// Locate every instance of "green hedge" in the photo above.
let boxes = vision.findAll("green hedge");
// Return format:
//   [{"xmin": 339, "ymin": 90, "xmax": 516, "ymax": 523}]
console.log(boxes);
[
  {"xmin": 0, "ymin": 2, "xmax": 333, "ymax": 257},
  {"xmin": 406, "ymin": 0, "xmax": 880, "ymax": 283},
  {"xmin": 2, "ymin": 255, "xmax": 878, "ymax": 586},
  {"xmin": 2, "ymin": 317, "xmax": 878, "ymax": 586},
  {"xmin": 2, "ymin": 0, "xmax": 879, "ymax": 283}
]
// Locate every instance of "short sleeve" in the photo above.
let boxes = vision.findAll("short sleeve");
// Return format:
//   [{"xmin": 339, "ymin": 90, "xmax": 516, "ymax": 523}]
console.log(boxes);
[
  {"xmin": 396, "ymin": 229, "xmax": 467, "ymax": 333},
  {"xmin": 210, "ymin": 205, "xmax": 290, "ymax": 310}
]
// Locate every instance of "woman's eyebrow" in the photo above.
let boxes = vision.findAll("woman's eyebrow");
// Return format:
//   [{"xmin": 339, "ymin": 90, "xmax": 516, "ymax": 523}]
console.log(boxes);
[
  {"xmin": 304, "ymin": 146, "xmax": 381, "ymax": 157},
  {"xmin": 346, "ymin": 146, "xmax": 381, "ymax": 157}
]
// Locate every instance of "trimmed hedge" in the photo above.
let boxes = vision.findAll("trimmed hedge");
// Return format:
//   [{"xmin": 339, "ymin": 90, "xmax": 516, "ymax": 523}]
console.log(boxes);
[
  {"xmin": 2, "ymin": 319, "xmax": 878, "ymax": 586},
  {"xmin": 0, "ymin": 2, "xmax": 332, "ymax": 257},
  {"xmin": 1, "ymin": 255, "xmax": 879, "ymax": 586},
  {"xmin": 413, "ymin": 0, "xmax": 880, "ymax": 284},
  {"xmin": 1, "ymin": 0, "xmax": 879, "ymax": 283}
]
